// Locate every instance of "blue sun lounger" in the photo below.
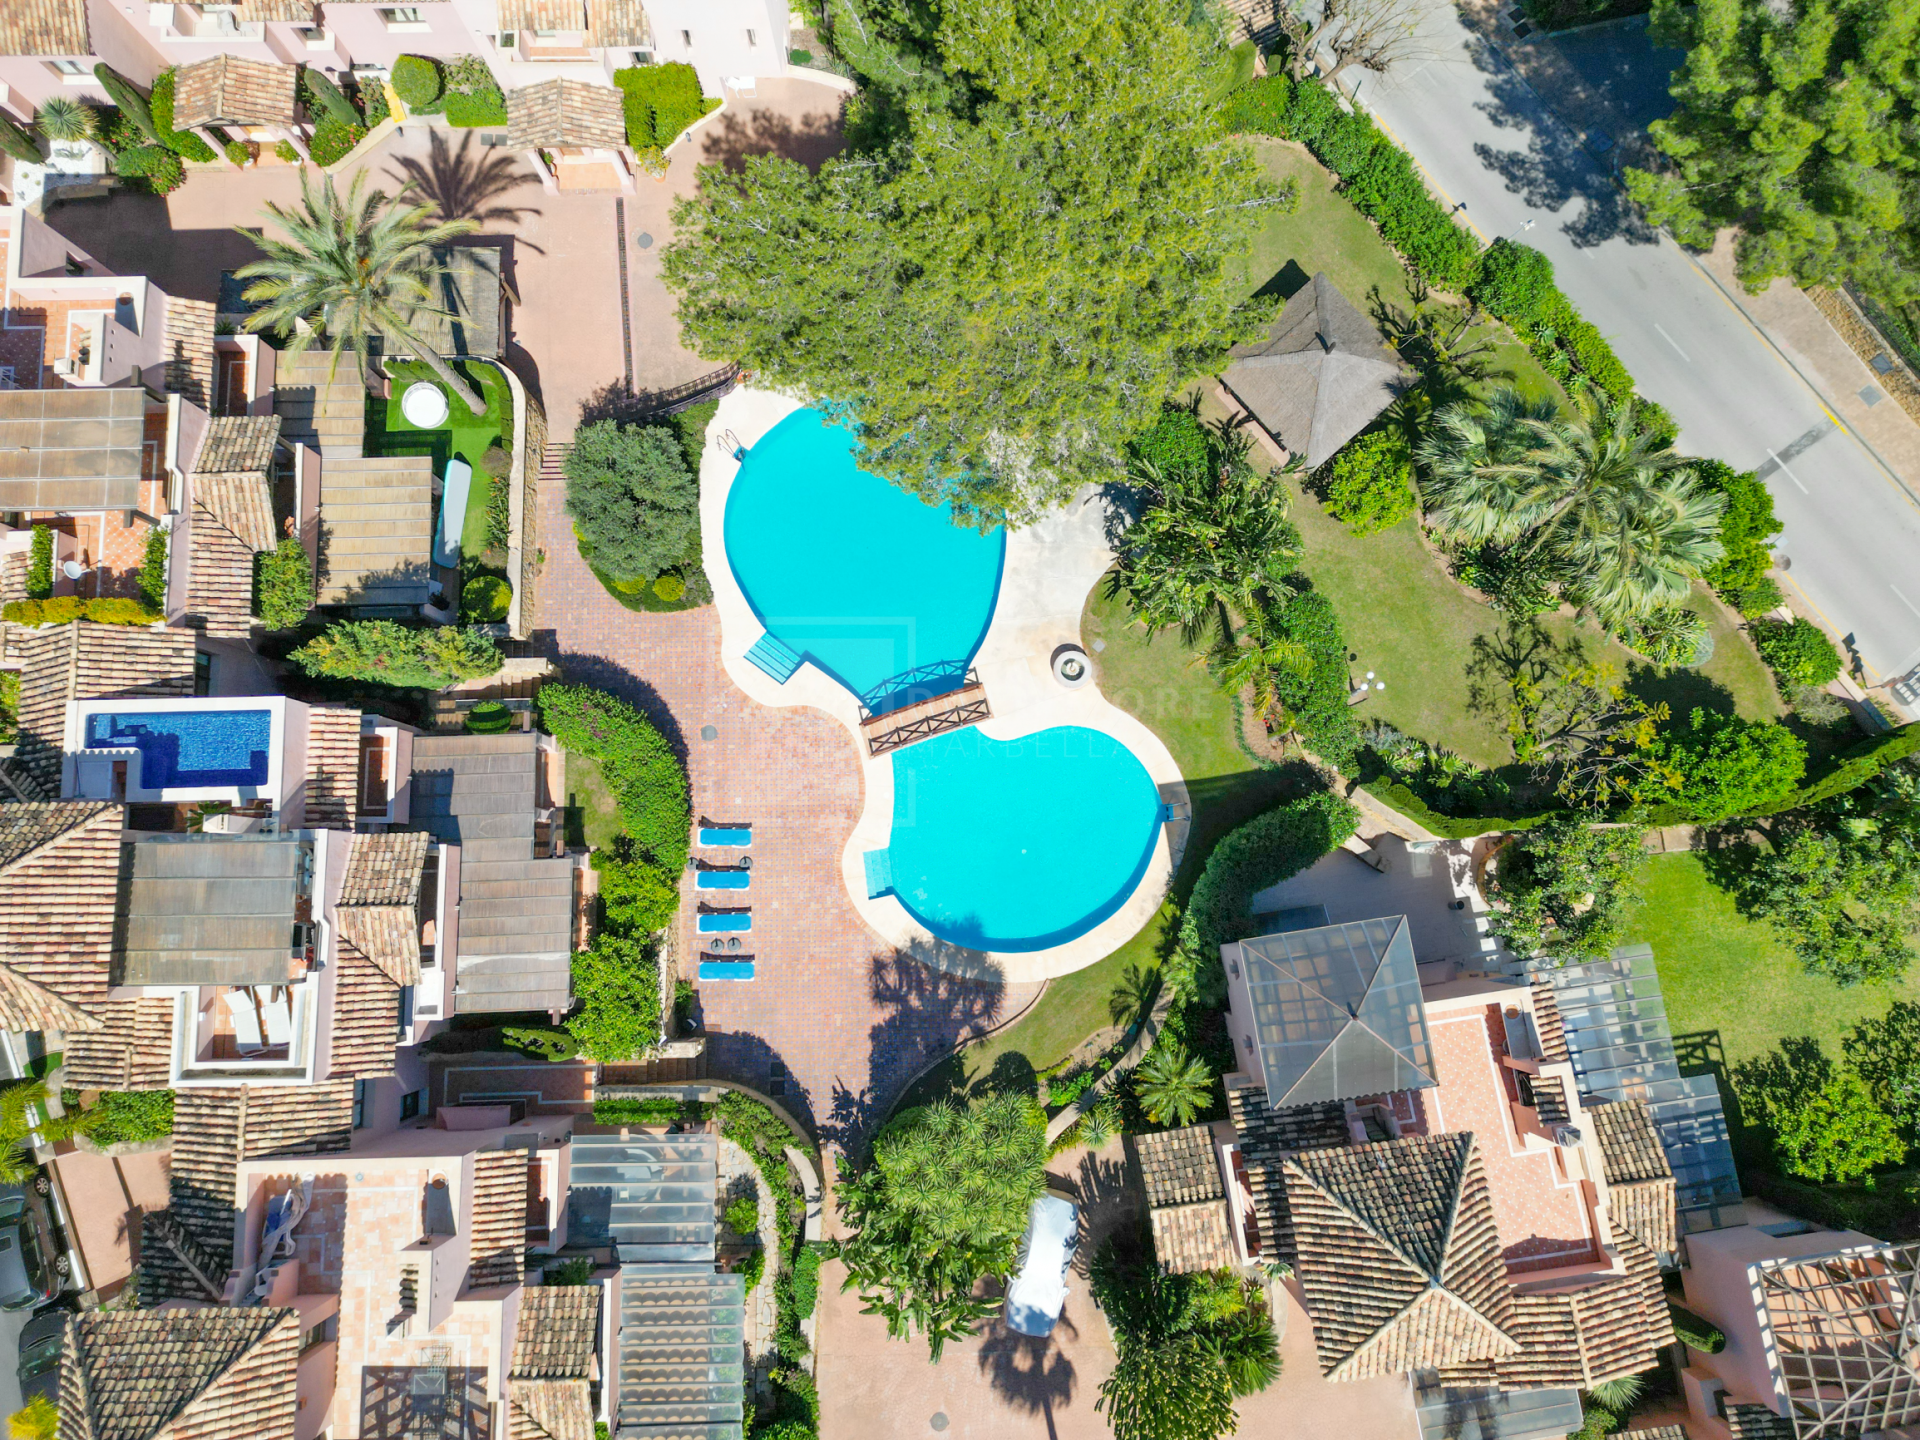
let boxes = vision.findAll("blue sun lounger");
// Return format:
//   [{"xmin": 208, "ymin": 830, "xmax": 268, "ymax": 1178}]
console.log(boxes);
[
  {"xmin": 697, "ymin": 869, "xmax": 750, "ymax": 890},
  {"xmin": 699, "ymin": 959, "xmax": 756, "ymax": 981},
  {"xmin": 698, "ymin": 912, "xmax": 752, "ymax": 933},
  {"xmin": 700, "ymin": 826, "xmax": 753, "ymax": 847}
]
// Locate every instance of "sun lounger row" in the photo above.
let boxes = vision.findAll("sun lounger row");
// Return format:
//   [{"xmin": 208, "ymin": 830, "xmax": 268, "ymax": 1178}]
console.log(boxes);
[{"xmin": 695, "ymin": 824, "xmax": 754, "ymax": 976}]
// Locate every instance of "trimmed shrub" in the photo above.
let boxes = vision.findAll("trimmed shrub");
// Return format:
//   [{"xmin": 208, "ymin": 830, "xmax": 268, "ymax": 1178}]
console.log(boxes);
[
  {"xmin": 307, "ymin": 119, "xmax": 365, "ymax": 168},
  {"xmin": 1267, "ymin": 589, "xmax": 1362, "ymax": 772},
  {"xmin": 254, "ymin": 537, "xmax": 313, "ymax": 629},
  {"xmin": 92, "ymin": 64, "xmax": 158, "ymax": 143},
  {"xmin": 1753, "ymin": 616, "xmax": 1843, "ymax": 689},
  {"xmin": 724, "ymin": 1195, "xmax": 761, "ymax": 1235},
  {"xmin": 592, "ymin": 837, "xmax": 678, "ymax": 934},
  {"xmin": 300, "ymin": 66, "xmax": 360, "ymax": 128},
  {"xmin": 465, "ymin": 701, "xmax": 514, "ymax": 735},
  {"xmin": 1342, "ymin": 142, "xmax": 1482, "ymax": 290},
  {"xmin": 224, "ymin": 139, "xmax": 251, "ymax": 166},
  {"xmin": 1468, "ymin": 239, "xmax": 1558, "ymax": 325},
  {"xmin": 289, "ymin": 620, "xmax": 501, "ymax": 689},
  {"xmin": 275, "ymin": 139, "xmax": 301, "ymax": 164},
  {"xmin": 2, "ymin": 597, "xmax": 158, "ymax": 627},
  {"xmin": 149, "ymin": 69, "xmax": 217, "ymax": 162},
  {"xmin": 462, "ymin": 574, "xmax": 511, "ymax": 622},
  {"xmin": 138, "ymin": 526, "xmax": 169, "ymax": 610},
  {"xmin": 1220, "ymin": 73, "xmax": 1291, "ymax": 135},
  {"xmin": 568, "ymin": 932, "xmax": 663, "ymax": 1062},
  {"xmin": 1662, "ymin": 708, "xmax": 1807, "ymax": 822},
  {"xmin": 26, "ymin": 525, "xmax": 52, "ymax": 599},
  {"xmin": 537, "ymin": 684, "xmax": 690, "ymax": 869},
  {"xmin": 391, "ymin": 54, "xmax": 443, "ymax": 107},
  {"xmin": 1562, "ymin": 315, "xmax": 1634, "ymax": 401},
  {"xmin": 652, "ymin": 573, "xmax": 686, "ymax": 602},
  {"xmin": 112, "ymin": 144, "xmax": 186, "ymax": 194},
  {"xmin": 1283, "ymin": 78, "xmax": 1344, "ymax": 149},
  {"xmin": 0, "ymin": 109, "xmax": 40, "ymax": 165},
  {"xmin": 612, "ymin": 62, "xmax": 710, "ymax": 149},
  {"xmin": 1317, "ymin": 108, "xmax": 1379, "ymax": 180},
  {"xmin": 1729, "ymin": 577, "xmax": 1785, "ymax": 618},
  {"xmin": 1175, "ymin": 791, "xmax": 1360, "ymax": 997},
  {"xmin": 1322, "ymin": 432, "xmax": 1414, "ymax": 536},
  {"xmin": 1692, "ymin": 458, "xmax": 1779, "ymax": 596}
]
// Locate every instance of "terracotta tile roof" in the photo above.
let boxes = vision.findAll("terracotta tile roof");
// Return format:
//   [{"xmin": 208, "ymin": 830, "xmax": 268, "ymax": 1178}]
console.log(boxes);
[
  {"xmin": 0, "ymin": 962, "xmax": 103, "ymax": 1034},
  {"xmin": 1615, "ymin": 1430, "xmax": 1688, "ymax": 1440},
  {"xmin": 64, "ymin": 997, "xmax": 174, "ymax": 1090},
  {"xmin": 301, "ymin": 707, "xmax": 360, "ymax": 829},
  {"xmin": 194, "ymin": 469, "xmax": 277, "ymax": 553},
  {"xmin": 1284, "ymin": 1132, "xmax": 1517, "ymax": 1381},
  {"xmin": 12, "ymin": 622, "xmax": 196, "ymax": 791},
  {"xmin": 0, "ymin": 0, "xmax": 88, "ymax": 58},
  {"xmin": 499, "ymin": 0, "xmax": 583, "ymax": 28},
  {"xmin": 195, "ymin": 416, "xmax": 281, "ymax": 482},
  {"xmin": 58, "ymin": 1307, "xmax": 300, "ymax": 1440},
  {"xmin": 340, "ymin": 830, "xmax": 428, "ymax": 906},
  {"xmin": 230, "ymin": 0, "xmax": 318, "ymax": 19},
  {"xmin": 0, "ymin": 800, "xmax": 126, "ymax": 1012},
  {"xmin": 511, "ymin": 1287, "xmax": 601, "ymax": 1379},
  {"xmin": 467, "ymin": 1148, "xmax": 529, "ymax": 1291},
  {"xmin": 1225, "ymin": 1078, "xmax": 1348, "ymax": 1263},
  {"xmin": 1151, "ymin": 1201, "xmax": 1238, "ymax": 1275},
  {"xmin": 1724, "ymin": 1405, "xmax": 1796, "ymax": 1440},
  {"xmin": 1529, "ymin": 980, "xmax": 1570, "ymax": 1064},
  {"xmin": 162, "ymin": 297, "xmax": 215, "ymax": 409},
  {"xmin": 325, "ymin": 942, "xmax": 400, "ymax": 1077},
  {"xmin": 154, "ymin": 1083, "xmax": 353, "ymax": 1294},
  {"xmin": 1530, "ymin": 1073, "xmax": 1570, "ymax": 1127},
  {"xmin": 506, "ymin": 79, "xmax": 626, "ymax": 151},
  {"xmin": 1590, "ymin": 1099, "xmax": 1677, "ymax": 1258},
  {"xmin": 172, "ymin": 54, "xmax": 298, "ymax": 128},
  {"xmin": 182, "ymin": 498, "xmax": 257, "ymax": 641},
  {"xmin": 584, "ymin": 0, "xmax": 650, "ymax": 45},
  {"xmin": 1136, "ymin": 1125, "xmax": 1224, "ymax": 1208},
  {"xmin": 1, "ymin": 550, "xmax": 28, "ymax": 609},
  {"xmin": 508, "ymin": 1379, "xmax": 592, "ymax": 1440}
]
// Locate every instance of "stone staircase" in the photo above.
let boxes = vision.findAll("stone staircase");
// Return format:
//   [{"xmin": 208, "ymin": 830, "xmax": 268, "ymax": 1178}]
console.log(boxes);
[{"xmin": 272, "ymin": 346, "xmax": 367, "ymax": 458}]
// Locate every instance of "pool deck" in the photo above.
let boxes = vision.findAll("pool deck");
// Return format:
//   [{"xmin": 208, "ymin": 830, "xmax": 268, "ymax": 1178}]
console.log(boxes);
[{"xmin": 700, "ymin": 387, "xmax": 1190, "ymax": 985}]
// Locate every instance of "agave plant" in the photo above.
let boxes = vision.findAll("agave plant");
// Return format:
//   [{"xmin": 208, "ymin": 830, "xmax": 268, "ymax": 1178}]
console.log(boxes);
[
  {"xmin": 35, "ymin": 96, "xmax": 94, "ymax": 144},
  {"xmin": 1586, "ymin": 1374, "xmax": 1645, "ymax": 1414}
]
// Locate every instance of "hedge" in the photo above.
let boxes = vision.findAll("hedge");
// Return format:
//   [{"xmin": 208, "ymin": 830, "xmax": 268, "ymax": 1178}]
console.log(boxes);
[
  {"xmin": 1469, "ymin": 239, "xmax": 1638, "ymax": 404},
  {"xmin": 612, "ymin": 63, "xmax": 715, "ymax": 151},
  {"xmin": 138, "ymin": 527, "xmax": 169, "ymax": 609},
  {"xmin": 300, "ymin": 66, "xmax": 361, "ymax": 129},
  {"xmin": 149, "ymin": 69, "xmax": 217, "ymax": 163},
  {"xmin": 1668, "ymin": 1302, "xmax": 1726, "ymax": 1354},
  {"xmin": 308, "ymin": 119, "xmax": 365, "ymax": 168},
  {"xmin": 254, "ymin": 537, "xmax": 313, "ymax": 629},
  {"xmin": 391, "ymin": 55, "xmax": 443, "ymax": 107},
  {"xmin": 92, "ymin": 65, "xmax": 158, "ymax": 144},
  {"xmin": 1757, "ymin": 721, "xmax": 1920, "ymax": 814},
  {"xmin": 1359, "ymin": 777, "xmax": 1556, "ymax": 839},
  {"xmin": 536, "ymin": 683, "xmax": 690, "ymax": 870},
  {"xmin": 1176, "ymin": 790, "xmax": 1360, "ymax": 966},
  {"xmin": 2, "ymin": 597, "xmax": 159, "ymax": 627},
  {"xmin": 112, "ymin": 144, "xmax": 185, "ymax": 194},
  {"xmin": 1268, "ymin": 589, "xmax": 1362, "ymax": 772},
  {"xmin": 26, "ymin": 526, "xmax": 52, "ymax": 599}
]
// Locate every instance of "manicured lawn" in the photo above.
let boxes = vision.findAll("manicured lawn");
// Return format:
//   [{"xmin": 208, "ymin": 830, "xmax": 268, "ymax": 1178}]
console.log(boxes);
[
  {"xmin": 1240, "ymin": 139, "xmax": 1563, "ymax": 407},
  {"xmin": 372, "ymin": 358, "xmax": 510, "ymax": 473},
  {"xmin": 562, "ymin": 750, "xmax": 622, "ymax": 852},
  {"xmin": 1628, "ymin": 852, "xmax": 1920, "ymax": 1071}
]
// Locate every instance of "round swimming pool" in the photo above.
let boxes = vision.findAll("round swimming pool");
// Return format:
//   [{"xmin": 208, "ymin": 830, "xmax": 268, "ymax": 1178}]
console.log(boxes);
[
  {"xmin": 884, "ymin": 726, "xmax": 1164, "ymax": 952},
  {"xmin": 723, "ymin": 408, "xmax": 1004, "ymax": 705}
]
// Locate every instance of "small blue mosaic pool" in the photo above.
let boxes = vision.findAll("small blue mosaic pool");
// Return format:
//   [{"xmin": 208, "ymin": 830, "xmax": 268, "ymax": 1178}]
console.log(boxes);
[{"xmin": 85, "ymin": 709, "xmax": 272, "ymax": 789}]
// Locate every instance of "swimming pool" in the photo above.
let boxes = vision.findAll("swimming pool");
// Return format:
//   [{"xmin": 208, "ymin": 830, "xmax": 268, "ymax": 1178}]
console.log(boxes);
[
  {"xmin": 723, "ymin": 408, "xmax": 1004, "ymax": 709},
  {"xmin": 85, "ymin": 709, "xmax": 272, "ymax": 789},
  {"xmin": 879, "ymin": 726, "xmax": 1164, "ymax": 952}
]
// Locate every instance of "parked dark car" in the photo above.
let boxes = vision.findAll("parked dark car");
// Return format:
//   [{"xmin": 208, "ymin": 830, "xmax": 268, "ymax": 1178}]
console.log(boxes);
[
  {"xmin": 0, "ymin": 1186, "xmax": 63, "ymax": 1311},
  {"xmin": 15, "ymin": 1307, "xmax": 66, "ymax": 1405}
]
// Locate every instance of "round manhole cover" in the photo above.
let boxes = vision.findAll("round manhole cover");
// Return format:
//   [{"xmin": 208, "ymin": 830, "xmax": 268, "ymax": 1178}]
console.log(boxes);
[
  {"xmin": 635, "ymin": 231, "xmax": 655, "ymax": 249},
  {"xmin": 700, "ymin": 724, "xmax": 718, "ymax": 741},
  {"xmin": 930, "ymin": 1416, "xmax": 950, "ymax": 1433}
]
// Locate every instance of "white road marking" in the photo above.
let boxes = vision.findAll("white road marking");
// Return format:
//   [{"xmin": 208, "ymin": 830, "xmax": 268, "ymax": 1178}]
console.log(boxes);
[
  {"xmin": 1768, "ymin": 448, "xmax": 1809, "ymax": 494},
  {"xmin": 1892, "ymin": 585, "xmax": 1920, "ymax": 622},
  {"xmin": 1653, "ymin": 323, "xmax": 1690, "ymax": 362}
]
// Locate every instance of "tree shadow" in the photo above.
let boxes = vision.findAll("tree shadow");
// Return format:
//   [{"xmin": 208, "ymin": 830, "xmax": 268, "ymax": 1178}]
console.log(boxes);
[
  {"xmin": 385, "ymin": 128, "xmax": 542, "ymax": 234},
  {"xmin": 1460, "ymin": 33, "xmax": 1661, "ymax": 250},
  {"xmin": 576, "ymin": 371, "xmax": 741, "ymax": 430},
  {"xmin": 697, "ymin": 105, "xmax": 848, "ymax": 176},
  {"xmin": 532, "ymin": 644, "xmax": 691, "ymax": 760},
  {"xmin": 975, "ymin": 1321, "xmax": 1079, "ymax": 1428},
  {"xmin": 1624, "ymin": 658, "xmax": 1735, "ymax": 721},
  {"xmin": 1463, "ymin": 615, "xmax": 1566, "ymax": 720}
]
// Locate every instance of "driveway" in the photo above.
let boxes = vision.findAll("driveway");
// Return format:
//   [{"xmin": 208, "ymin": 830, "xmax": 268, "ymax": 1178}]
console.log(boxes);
[{"xmin": 1351, "ymin": 0, "xmax": 1920, "ymax": 691}]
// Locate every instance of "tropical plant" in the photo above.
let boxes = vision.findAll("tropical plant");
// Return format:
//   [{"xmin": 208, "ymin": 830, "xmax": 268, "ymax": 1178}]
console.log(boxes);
[
  {"xmin": 288, "ymin": 619, "xmax": 500, "ymax": 689},
  {"xmin": 829, "ymin": 1091, "xmax": 1047, "ymax": 1360},
  {"xmin": 8, "ymin": 1396, "xmax": 57, "ymax": 1440},
  {"xmin": 1213, "ymin": 608, "xmax": 1312, "ymax": 728},
  {"xmin": 563, "ymin": 422, "xmax": 699, "ymax": 587},
  {"xmin": 1134, "ymin": 1039, "xmax": 1213, "ymax": 1128},
  {"xmin": 1099, "ymin": 1336, "xmax": 1237, "ymax": 1440},
  {"xmin": 1419, "ymin": 389, "xmax": 1726, "ymax": 623},
  {"xmin": 661, "ymin": 0, "xmax": 1280, "ymax": 523},
  {"xmin": 1622, "ymin": 603, "xmax": 1708, "ymax": 667},
  {"xmin": 566, "ymin": 932, "xmax": 663, "ymax": 1062},
  {"xmin": 254, "ymin": 536, "xmax": 312, "ymax": 629},
  {"xmin": 1586, "ymin": 1375, "xmax": 1645, "ymax": 1415},
  {"xmin": 1661, "ymin": 708, "xmax": 1806, "ymax": 822},
  {"xmin": 1118, "ymin": 413, "xmax": 1303, "ymax": 638},
  {"xmin": 0, "ymin": 1080, "xmax": 78, "ymax": 1184},
  {"xmin": 234, "ymin": 168, "xmax": 486, "ymax": 414},
  {"xmin": 1484, "ymin": 814, "xmax": 1647, "ymax": 961},
  {"xmin": 35, "ymin": 96, "xmax": 94, "ymax": 143}
]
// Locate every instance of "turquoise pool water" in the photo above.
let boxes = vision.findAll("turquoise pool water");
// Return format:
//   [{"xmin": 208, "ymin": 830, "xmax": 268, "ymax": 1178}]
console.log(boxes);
[
  {"xmin": 723, "ymin": 409, "xmax": 1004, "ymax": 708},
  {"xmin": 883, "ymin": 726, "xmax": 1163, "ymax": 952}
]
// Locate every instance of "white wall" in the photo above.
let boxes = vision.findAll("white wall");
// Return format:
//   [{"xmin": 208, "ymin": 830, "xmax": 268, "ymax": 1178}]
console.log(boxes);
[{"xmin": 641, "ymin": 0, "xmax": 787, "ymax": 94}]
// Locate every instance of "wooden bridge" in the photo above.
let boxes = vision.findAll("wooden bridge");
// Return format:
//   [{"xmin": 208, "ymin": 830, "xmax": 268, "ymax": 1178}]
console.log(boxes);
[{"xmin": 859, "ymin": 672, "xmax": 992, "ymax": 757}]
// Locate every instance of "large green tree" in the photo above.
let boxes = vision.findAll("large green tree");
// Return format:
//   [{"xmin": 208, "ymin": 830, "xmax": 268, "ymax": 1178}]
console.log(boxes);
[
  {"xmin": 829, "ymin": 1091, "xmax": 1046, "ymax": 1359},
  {"xmin": 1625, "ymin": 0, "xmax": 1920, "ymax": 302},
  {"xmin": 661, "ymin": 0, "xmax": 1277, "ymax": 523},
  {"xmin": 563, "ymin": 422, "xmax": 699, "ymax": 586}
]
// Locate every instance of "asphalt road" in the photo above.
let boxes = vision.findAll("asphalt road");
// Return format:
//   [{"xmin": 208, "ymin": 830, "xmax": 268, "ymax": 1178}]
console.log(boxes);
[{"xmin": 1355, "ymin": 6, "xmax": 1920, "ymax": 687}]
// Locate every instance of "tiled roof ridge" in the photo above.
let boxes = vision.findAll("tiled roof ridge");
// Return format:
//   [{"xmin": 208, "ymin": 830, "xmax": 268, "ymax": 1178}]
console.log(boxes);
[
  {"xmin": 0, "ymin": 961, "xmax": 105, "ymax": 1034},
  {"xmin": 1291, "ymin": 1131, "xmax": 1474, "ymax": 1281},
  {"xmin": 1334, "ymin": 1280, "xmax": 1519, "ymax": 1382},
  {"xmin": 63, "ymin": 1307, "xmax": 299, "ymax": 1440},
  {"xmin": 0, "ymin": 800, "xmax": 121, "ymax": 874}
]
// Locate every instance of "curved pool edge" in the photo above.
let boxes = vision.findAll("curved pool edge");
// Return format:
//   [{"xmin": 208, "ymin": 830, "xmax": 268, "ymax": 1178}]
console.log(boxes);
[{"xmin": 700, "ymin": 386, "xmax": 1188, "ymax": 985}]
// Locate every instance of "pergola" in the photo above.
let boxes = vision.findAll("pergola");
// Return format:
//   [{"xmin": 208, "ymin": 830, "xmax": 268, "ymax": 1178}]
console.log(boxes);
[{"xmin": 1756, "ymin": 1242, "xmax": 1920, "ymax": 1438}]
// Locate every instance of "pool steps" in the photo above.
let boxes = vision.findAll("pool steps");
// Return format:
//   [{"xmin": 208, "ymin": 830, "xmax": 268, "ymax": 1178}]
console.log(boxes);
[
  {"xmin": 861, "ymin": 850, "xmax": 892, "ymax": 900},
  {"xmin": 744, "ymin": 633, "xmax": 804, "ymax": 684}
]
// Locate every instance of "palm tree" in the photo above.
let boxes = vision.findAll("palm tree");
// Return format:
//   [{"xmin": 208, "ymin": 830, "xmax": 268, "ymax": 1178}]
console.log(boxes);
[
  {"xmin": 235, "ymin": 168, "xmax": 487, "ymax": 415},
  {"xmin": 35, "ymin": 97, "xmax": 94, "ymax": 144},
  {"xmin": 1419, "ymin": 390, "xmax": 1724, "ymax": 621},
  {"xmin": 1212, "ymin": 606, "xmax": 1312, "ymax": 726},
  {"xmin": 1134, "ymin": 1039, "xmax": 1213, "ymax": 1128}
]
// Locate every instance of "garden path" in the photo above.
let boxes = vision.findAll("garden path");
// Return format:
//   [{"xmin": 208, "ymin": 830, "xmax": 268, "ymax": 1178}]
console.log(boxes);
[{"xmin": 534, "ymin": 469, "xmax": 1043, "ymax": 1145}]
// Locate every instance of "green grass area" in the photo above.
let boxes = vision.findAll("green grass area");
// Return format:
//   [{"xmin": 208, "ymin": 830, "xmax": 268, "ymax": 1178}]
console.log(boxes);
[
  {"xmin": 461, "ymin": 468, "xmax": 499, "ymax": 560},
  {"xmin": 371, "ymin": 358, "xmax": 511, "ymax": 474},
  {"xmin": 1240, "ymin": 139, "xmax": 1563, "ymax": 407},
  {"xmin": 561, "ymin": 750, "xmax": 623, "ymax": 852},
  {"xmin": 1629, "ymin": 852, "xmax": 1920, "ymax": 1072}
]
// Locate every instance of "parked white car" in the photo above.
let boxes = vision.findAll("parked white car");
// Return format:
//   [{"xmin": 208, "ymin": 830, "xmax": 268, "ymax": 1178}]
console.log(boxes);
[{"xmin": 1004, "ymin": 1194, "xmax": 1079, "ymax": 1337}]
